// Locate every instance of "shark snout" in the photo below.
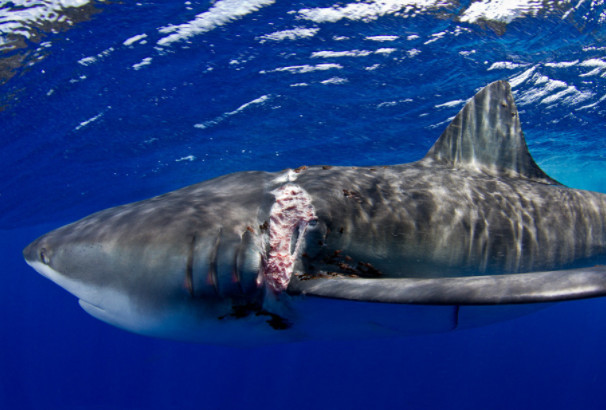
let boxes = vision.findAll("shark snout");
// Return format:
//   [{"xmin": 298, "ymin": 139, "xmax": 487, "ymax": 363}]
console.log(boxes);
[
  {"xmin": 23, "ymin": 236, "xmax": 50, "ymax": 266},
  {"xmin": 23, "ymin": 239, "xmax": 37, "ymax": 263},
  {"xmin": 23, "ymin": 233, "xmax": 104, "ymax": 303},
  {"xmin": 23, "ymin": 236, "xmax": 61, "ymax": 285}
]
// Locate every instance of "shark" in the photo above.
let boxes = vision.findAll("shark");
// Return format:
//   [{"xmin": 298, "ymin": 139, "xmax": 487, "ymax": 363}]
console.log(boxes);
[{"xmin": 23, "ymin": 81, "xmax": 606, "ymax": 345}]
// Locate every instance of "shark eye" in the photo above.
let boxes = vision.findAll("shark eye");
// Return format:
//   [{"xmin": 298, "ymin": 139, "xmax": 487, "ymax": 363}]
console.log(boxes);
[{"xmin": 39, "ymin": 248, "xmax": 50, "ymax": 265}]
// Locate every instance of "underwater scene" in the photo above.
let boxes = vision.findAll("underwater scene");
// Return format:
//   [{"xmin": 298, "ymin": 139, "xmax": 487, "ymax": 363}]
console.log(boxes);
[{"xmin": 2, "ymin": 1, "xmax": 606, "ymax": 409}]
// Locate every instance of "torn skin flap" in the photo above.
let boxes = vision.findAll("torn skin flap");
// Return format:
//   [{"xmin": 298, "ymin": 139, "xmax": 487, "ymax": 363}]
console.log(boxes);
[{"xmin": 263, "ymin": 184, "xmax": 317, "ymax": 292}]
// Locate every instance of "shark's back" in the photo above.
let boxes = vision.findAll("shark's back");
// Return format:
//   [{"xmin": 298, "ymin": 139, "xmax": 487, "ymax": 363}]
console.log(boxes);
[{"xmin": 292, "ymin": 81, "xmax": 606, "ymax": 278}]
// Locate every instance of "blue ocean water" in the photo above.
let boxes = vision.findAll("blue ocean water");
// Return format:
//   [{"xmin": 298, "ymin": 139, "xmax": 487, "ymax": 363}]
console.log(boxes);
[{"xmin": 2, "ymin": 1, "xmax": 606, "ymax": 409}]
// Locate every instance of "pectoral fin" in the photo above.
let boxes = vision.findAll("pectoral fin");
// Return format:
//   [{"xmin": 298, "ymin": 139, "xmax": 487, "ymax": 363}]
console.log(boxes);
[{"xmin": 287, "ymin": 266, "xmax": 606, "ymax": 305}]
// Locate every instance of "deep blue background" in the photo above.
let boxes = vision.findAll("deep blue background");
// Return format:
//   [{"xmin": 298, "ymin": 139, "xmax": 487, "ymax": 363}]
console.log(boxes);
[{"xmin": 2, "ymin": 1, "xmax": 606, "ymax": 409}]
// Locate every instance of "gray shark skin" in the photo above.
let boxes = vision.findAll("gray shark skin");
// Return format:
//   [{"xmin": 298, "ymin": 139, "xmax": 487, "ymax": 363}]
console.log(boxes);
[{"xmin": 23, "ymin": 81, "xmax": 606, "ymax": 345}]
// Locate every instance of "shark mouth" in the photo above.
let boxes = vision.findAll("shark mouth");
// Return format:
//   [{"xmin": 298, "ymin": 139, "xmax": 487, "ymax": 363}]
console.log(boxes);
[{"xmin": 263, "ymin": 183, "xmax": 316, "ymax": 293}]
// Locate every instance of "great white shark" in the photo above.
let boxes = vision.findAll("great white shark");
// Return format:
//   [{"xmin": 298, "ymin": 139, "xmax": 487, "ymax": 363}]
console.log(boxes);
[{"xmin": 24, "ymin": 81, "xmax": 606, "ymax": 345}]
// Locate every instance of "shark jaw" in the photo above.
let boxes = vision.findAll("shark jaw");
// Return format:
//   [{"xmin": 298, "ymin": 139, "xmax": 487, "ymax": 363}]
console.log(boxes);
[
  {"xmin": 25, "ymin": 259, "xmax": 169, "ymax": 336},
  {"xmin": 24, "ymin": 257, "xmax": 295, "ymax": 344}
]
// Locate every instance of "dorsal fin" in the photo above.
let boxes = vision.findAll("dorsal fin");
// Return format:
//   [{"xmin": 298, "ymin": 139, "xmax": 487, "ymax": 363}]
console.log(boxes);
[{"xmin": 424, "ymin": 81, "xmax": 559, "ymax": 184}]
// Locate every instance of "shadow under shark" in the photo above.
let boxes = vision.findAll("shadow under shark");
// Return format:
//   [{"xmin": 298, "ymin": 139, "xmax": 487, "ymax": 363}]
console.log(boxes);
[{"xmin": 23, "ymin": 81, "xmax": 606, "ymax": 345}]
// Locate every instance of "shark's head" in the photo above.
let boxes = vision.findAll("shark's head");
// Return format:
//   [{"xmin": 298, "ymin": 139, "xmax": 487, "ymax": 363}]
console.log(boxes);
[
  {"xmin": 23, "ymin": 227, "xmax": 116, "ymax": 307},
  {"xmin": 22, "ymin": 171, "xmax": 301, "ymax": 343},
  {"xmin": 22, "ymin": 214, "xmax": 230, "ymax": 339}
]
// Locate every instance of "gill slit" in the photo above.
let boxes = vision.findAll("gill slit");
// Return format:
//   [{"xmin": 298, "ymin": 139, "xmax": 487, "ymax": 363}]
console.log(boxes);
[
  {"xmin": 208, "ymin": 228, "xmax": 222, "ymax": 295},
  {"xmin": 233, "ymin": 235, "xmax": 244, "ymax": 295},
  {"xmin": 185, "ymin": 235, "xmax": 196, "ymax": 297}
]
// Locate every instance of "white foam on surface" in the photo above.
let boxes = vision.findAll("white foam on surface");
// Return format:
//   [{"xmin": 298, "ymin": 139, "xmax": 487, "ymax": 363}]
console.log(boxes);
[
  {"xmin": 407, "ymin": 48, "xmax": 421, "ymax": 57},
  {"xmin": 78, "ymin": 56, "xmax": 97, "ymax": 66},
  {"xmin": 545, "ymin": 60, "xmax": 579, "ymax": 68},
  {"xmin": 510, "ymin": 70, "xmax": 595, "ymax": 109},
  {"xmin": 123, "ymin": 33, "xmax": 148, "ymax": 46},
  {"xmin": 311, "ymin": 48, "xmax": 396, "ymax": 58},
  {"xmin": 312, "ymin": 50, "xmax": 373, "ymax": 58},
  {"xmin": 516, "ymin": 76, "xmax": 567, "ymax": 104},
  {"xmin": 194, "ymin": 95, "xmax": 271, "ymax": 129},
  {"xmin": 541, "ymin": 87, "xmax": 593, "ymax": 106},
  {"xmin": 508, "ymin": 66, "xmax": 536, "ymax": 87},
  {"xmin": 435, "ymin": 99, "xmax": 466, "ymax": 109},
  {"xmin": 78, "ymin": 47, "xmax": 115, "ymax": 66},
  {"xmin": 132, "ymin": 57, "xmax": 152, "ymax": 70},
  {"xmin": 579, "ymin": 58, "xmax": 606, "ymax": 77},
  {"xmin": 424, "ymin": 31, "xmax": 447, "ymax": 45},
  {"xmin": 0, "ymin": 0, "xmax": 92, "ymax": 43},
  {"xmin": 580, "ymin": 58, "xmax": 606, "ymax": 68},
  {"xmin": 228, "ymin": 95, "xmax": 271, "ymax": 115},
  {"xmin": 576, "ymin": 93, "xmax": 606, "ymax": 111},
  {"xmin": 459, "ymin": 0, "xmax": 543, "ymax": 24},
  {"xmin": 365, "ymin": 35, "xmax": 399, "ymax": 41},
  {"xmin": 297, "ymin": 0, "xmax": 451, "ymax": 23},
  {"xmin": 377, "ymin": 98, "xmax": 413, "ymax": 108},
  {"xmin": 321, "ymin": 77, "xmax": 348, "ymax": 85},
  {"xmin": 258, "ymin": 27, "xmax": 320, "ymax": 42},
  {"xmin": 260, "ymin": 63, "xmax": 343, "ymax": 74},
  {"xmin": 488, "ymin": 61, "xmax": 529, "ymax": 70},
  {"xmin": 75, "ymin": 112, "xmax": 104, "ymax": 131},
  {"xmin": 375, "ymin": 47, "xmax": 396, "ymax": 54},
  {"xmin": 175, "ymin": 155, "xmax": 196, "ymax": 162},
  {"xmin": 157, "ymin": 0, "xmax": 275, "ymax": 46},
  {"xmin": 579, "ymin": 68, "xmax": 603, "ymax": 77}
]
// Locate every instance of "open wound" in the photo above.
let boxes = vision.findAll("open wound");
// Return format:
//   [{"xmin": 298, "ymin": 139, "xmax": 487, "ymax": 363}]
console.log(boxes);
[{"xmin": 264, "ymin": 184, "xmax": 316, "ymax": 292}]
